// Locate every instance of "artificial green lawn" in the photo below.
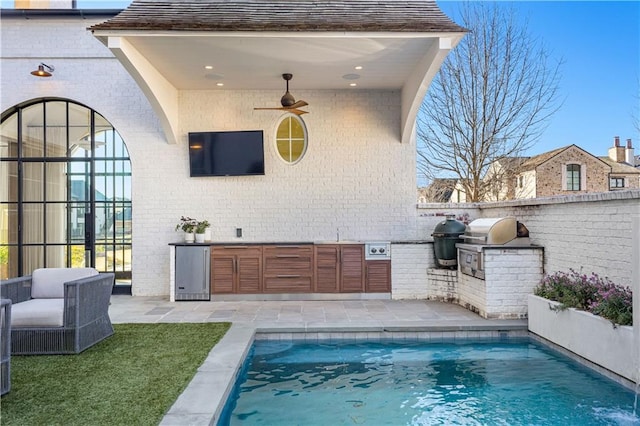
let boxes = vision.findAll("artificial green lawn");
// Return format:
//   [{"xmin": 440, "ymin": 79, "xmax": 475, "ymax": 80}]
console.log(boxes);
[{"xmin": 0, "ymin": 322, "xmax": 231, "ymax": 426}]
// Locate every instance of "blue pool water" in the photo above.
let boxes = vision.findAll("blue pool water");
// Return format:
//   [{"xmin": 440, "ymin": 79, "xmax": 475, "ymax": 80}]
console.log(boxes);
[{"xmin": 219, "ymin": 338, "xmax": 639, "ymax": 425}]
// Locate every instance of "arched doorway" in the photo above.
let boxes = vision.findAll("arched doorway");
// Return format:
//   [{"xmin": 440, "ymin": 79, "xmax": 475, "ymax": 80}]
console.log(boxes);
[{"xmin": 0, "ymin": 98, "xmax": 132, "ymax": 294}]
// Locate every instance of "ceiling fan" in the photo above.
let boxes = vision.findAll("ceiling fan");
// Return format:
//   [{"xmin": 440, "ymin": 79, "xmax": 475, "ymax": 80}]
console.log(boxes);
[{"xmin": 254, "ymin": 73, "xmax": 309, "ymax": 115}]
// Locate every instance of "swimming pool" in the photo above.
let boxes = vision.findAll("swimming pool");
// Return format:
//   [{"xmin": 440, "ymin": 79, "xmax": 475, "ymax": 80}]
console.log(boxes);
[{"xmin": 219, "ymin": 338, "xmax": 639, "ymax": 425}]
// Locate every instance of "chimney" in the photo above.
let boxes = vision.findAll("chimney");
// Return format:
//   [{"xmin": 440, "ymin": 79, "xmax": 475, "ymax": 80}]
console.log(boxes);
[
  {"xmin": 626, "ymin": 139, "xmax": 635, "ymax": 165},
  {"xmin": 609, "ymin": 136, "xmax": 626, "ymax": 163}
]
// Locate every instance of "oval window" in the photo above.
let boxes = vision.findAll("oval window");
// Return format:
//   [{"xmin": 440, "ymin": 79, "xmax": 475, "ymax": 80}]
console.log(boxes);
[{"xmin": 275, "ymin": 114, "xmax": 307, "ymax": 164}]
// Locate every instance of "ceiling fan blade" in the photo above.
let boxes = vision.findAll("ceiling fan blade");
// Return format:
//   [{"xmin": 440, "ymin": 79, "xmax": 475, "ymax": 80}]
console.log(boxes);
[
  {"xmin": 289, "ymin": 100, "xmax": 308, "ymax": 109},
  {"xmin": 254, "ymin": 106, "xmax": 309, "ymax": 115}
]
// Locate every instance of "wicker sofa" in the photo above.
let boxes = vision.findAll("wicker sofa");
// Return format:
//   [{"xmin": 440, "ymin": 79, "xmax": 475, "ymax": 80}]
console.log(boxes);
[{"xmin": 0, "ymin": 268, "xmax": 115, "ymax": 355}]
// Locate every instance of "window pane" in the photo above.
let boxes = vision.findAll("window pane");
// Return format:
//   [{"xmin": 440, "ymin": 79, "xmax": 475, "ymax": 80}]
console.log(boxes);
[
  {"xmin": 45, "ymin": 101, "xmax": 68, "ymax": 157},
  {"xmin": 95, "ymin": 114, "xmax": 114, "ymax": 158},
  {"xmin": 95, "ymin": 202, "xmax": 111, "ymax": 240},
  {"xmin": 0, "ymin": 203, "xmax": 18, "ymax": 244},
  {"xmin": 276, "ymin": 118, "xmax": 291, "ymax": 139},
  {"xmin": 23, "ymin": 244, "xmax": 44, "ymax": 273},
  {"xmin": 69, "ymin": 163, "xmax": 90, "ymax": 201},
  {"xmin": 95, "ymin": 244, "xmax": 108, "ymax": 271},
  {"xmin": 290, "ymin": 118, "xmax": 304, "ymax": 137},
  {"xmin": 23, "ymin": 203, "xmax": 44, "ymax": 243},
  {"xmin": 46, "ymin": 162, "xmax": 68, "ymax": 201},
  {"xmin": 0, "ymin": 112, "xmax": 19, "ymax": 158},
  {"xmin": 46, "ymin": 203, "xmax": 67, "ymax": 244},
  {"xmin": 68, "ymin": 203, "xmax": 88, "ymax": 243},
  {"xmin": 0, "ymin": 160, "xmax": 18, "ymax": 202},
  {"xmin": 46, "ymin": 244, "xmax": 67, "ymax": 267},
  {"xmin": 291, "ymin": 140, "xmax": 304, "ymax": 162},
  {"xmin": 0, "ymin": 245, "xmax": 17, "ymax": 280},
  {"xmin": 23, "ymin": 162, "xmax": 44, "ymax": 201},
  {"xmin": 69, "ymin": 245, "xmax": 87, "ymax": 268},
  {"xmin": 21, "ymin": 103, "xmax": 44, "ymax": 157},
  {"xmin": 68, "ymin": 103, "xmax": 92, "ymax": 157},
  {"xmin": 277, "ymin": 140, "xmax": 291, "ymax": 161}
]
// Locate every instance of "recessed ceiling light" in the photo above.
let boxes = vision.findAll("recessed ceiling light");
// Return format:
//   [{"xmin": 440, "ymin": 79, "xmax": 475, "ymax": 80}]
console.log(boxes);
[
  {"xmin": 204, "ymin": 65, "xmax": 213, "ymax": 70},
  {"xmin": 216, "ymin": 83, "xmax": 224, "ymax": 87},
  {"xmin": 354, "ymin": 66, "xmax": 363, "ymax": 70},
  {"xmin": 350, "ymin": 83, "xmax": 357, "ymax": 87}
]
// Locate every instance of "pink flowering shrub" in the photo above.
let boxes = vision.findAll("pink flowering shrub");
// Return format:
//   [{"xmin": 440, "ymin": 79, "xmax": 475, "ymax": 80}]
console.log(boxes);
[{"xmin": 534, "ymin": 269, "xmax": 633, "ymax": 326}]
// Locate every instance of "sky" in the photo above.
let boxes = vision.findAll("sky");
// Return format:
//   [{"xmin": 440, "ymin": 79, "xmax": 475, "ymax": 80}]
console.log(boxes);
[{"xmin": 2, "ymin": 0, "xmax": 638, "ymax": 158}]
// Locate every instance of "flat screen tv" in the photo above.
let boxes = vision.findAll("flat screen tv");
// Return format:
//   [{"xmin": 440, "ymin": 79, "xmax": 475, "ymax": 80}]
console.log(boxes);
[{"xmin": 188, "ymin": 130, "xmax": 265, "ymax": 177}]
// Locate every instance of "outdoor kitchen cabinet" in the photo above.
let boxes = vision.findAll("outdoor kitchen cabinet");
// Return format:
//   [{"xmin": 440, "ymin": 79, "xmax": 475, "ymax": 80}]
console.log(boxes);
[
  {"xmin": 263, "ymin": 245, "xmax": 314, "ymax": 292},
  {"xmin": 210, "ymin": 246, "xmax": 262, "ymax": 294},
  {"xmin": 365, "ymin": 260, "xmax": 391, "ymax": 292},
  {"xmin": 314, "ymin": 245, "xmax": 364, "ymax": 293}
]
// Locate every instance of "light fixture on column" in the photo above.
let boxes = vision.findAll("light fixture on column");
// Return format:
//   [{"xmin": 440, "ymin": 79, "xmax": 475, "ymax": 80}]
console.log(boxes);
[{"xmin": 30, "ymin": 63, "xmax": 55, "ymax": 77}]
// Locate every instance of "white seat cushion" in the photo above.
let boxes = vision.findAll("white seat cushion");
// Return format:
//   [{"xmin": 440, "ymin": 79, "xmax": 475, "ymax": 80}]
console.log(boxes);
[
  {"xmin": 31, "ymin": 268, "xmax": 98, "ymax": 299},
  {"xmin": 11, "ymin": 299, "xmax": 65, "ymax": 328}
]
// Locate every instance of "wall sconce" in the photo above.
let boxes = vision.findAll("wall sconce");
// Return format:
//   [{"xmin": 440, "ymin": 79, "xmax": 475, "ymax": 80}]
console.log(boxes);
[{"xmin": 30, "ymin": 63, "xmax": 55, "ymax": 77}]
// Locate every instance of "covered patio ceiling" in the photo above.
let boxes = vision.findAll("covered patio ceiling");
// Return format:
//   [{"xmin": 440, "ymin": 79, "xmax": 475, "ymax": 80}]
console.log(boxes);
[
  {"xmin": 107, "ymin": 34, "xmax": 442, "ymax": 91},
  {"xmin": 90, "ymin": 0, "xmax": 466, "ymax": 144}
]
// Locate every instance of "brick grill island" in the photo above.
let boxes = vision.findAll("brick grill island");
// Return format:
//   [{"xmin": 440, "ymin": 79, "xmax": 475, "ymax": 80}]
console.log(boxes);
[{"xmin": 455, "ymin": 217, "xmax": 544, "ymax": 319}]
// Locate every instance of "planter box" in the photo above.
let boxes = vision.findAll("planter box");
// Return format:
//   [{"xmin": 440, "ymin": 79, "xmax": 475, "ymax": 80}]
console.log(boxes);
[{"xmin": 528, "ymin": 294, "xmax": 637, "ymax": 383}]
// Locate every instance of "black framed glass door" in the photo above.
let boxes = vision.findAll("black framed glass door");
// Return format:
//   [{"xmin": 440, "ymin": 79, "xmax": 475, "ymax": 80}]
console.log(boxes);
[{"xmin": 0, "ymin": 98, "xmax": 132, "ymax": 293}]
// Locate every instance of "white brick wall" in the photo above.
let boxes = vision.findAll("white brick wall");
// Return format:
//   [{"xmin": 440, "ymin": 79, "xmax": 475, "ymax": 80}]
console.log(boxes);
[
  {"xmin": 456, "ymin": 248, "xmax": 543, "ymax": 319},
  {"xmin": 426, "ymin": 268, "xmax": 458, "ymax": 303},
  {"xmin": 483, "ymin": 248, "xmax": 544, "ymax": 319},
  {"xmin": 391, "ymin": 243, "xmax": 434, "ymax": 299}
]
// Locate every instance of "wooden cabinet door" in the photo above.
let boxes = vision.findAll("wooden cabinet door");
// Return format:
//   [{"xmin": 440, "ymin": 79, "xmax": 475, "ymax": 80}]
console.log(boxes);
[
  {"xmin": 340, "ymin": 245, "xmax": 364, "ymax": 293},
  {"xmin": 236, "ymin": 248, "xmax": 263, "ymax": 293},
  {"xmin": 211, "ymin": 247, "xmax": 262, "ymax": 294},
  {"xmin": 365, "ymin": 260, "xmax": 391, "ymax": 292},
  {"xmin": 210, "ymin": 252, "xmax": 235, "ymax": 294},
  {"xmin": 314, "ymin": 245, "xmax": 339, "ymax": 292}
]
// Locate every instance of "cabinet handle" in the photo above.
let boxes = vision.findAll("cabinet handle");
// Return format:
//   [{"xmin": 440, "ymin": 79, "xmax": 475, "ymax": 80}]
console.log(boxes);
[
  {"xmin": 224, "ymin": 246, "xmax": 248, "ymax": 249},
  {"xmin": 276, "ymin": 255, "xmax": 300, "ymax": 258},
  {"xmin": 204, "ymin": 248, "xmax": 209, "ymax": 291},
  {"xmin": 276, "ymin": 275, "xmax": 300, "ymax": 278},
  {"xmin": 276, "ymin": 245, "xmax": 301, "ymax": 248}
]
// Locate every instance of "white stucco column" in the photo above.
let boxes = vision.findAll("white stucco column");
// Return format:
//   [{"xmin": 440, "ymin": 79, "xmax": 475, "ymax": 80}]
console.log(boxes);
[{"xmin": 633, "ymin": 214, "xmax": 639, "ymax": 386}]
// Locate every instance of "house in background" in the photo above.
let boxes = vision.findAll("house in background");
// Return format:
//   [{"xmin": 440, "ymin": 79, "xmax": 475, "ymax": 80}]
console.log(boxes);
[
  {"xmin": 514, "ymin": 137, "xmax": 639, "ymax": 199},
  {"xmin": 424, "ymin": 136, "xmax": 640, "ymax": 203},
  {"xmin": 418, "ymin": 178, "xmax": 457, "ymax": 202}
]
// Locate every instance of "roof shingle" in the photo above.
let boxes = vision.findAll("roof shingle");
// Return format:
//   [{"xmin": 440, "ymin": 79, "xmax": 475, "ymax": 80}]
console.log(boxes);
[{"xmin": 90, "ymin": 0, "xmax": 466, "ymax": 33}]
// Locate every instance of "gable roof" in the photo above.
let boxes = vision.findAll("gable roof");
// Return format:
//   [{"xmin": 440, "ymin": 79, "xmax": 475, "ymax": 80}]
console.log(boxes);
[
  {"xmin": 518, "ymin": 146, "xmax": 571, "ymax": 172},
  {"xmin": 90, "ymin": 0, "xmax": 467, "ymax": 32},
  {"xmin": 599, "ymin": 156, "xmax": 640, "ymax": 175}
]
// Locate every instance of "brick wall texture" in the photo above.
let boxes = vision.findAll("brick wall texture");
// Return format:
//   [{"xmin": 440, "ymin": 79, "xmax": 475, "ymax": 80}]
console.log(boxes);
[{"xmin": 534, "ymin": 146, "xmax": 609, "ymax": 197}]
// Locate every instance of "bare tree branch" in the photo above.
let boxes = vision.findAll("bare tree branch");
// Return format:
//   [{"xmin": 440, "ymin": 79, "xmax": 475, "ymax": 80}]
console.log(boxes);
[{"xmin": 417, "ymin": 2, "xmax": 563, "ymax": 201}]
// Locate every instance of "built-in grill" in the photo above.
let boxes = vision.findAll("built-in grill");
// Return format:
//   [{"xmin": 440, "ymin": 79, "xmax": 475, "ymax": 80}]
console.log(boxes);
[{"xmin": 457, "ymin": 216, "xmax": 532, "ymax": 279}]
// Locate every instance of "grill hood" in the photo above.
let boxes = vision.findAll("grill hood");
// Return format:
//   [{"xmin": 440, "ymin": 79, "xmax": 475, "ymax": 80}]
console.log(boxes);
[{"xmin": 463, "ymin": 216, "xmax": 517, "ymax": 245}]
